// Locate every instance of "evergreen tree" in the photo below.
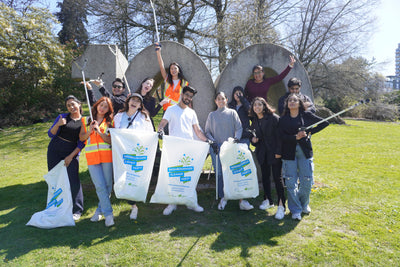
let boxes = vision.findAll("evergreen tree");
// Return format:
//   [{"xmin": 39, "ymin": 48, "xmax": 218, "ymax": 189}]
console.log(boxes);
[{"xmin": 56, "ymin": 0, "xmax": 89, "ymax": 47}]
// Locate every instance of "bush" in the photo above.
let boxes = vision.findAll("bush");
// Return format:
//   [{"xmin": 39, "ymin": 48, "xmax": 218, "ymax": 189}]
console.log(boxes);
[{"xmin": 361, "ymin": 102, "xmax": 399, "ymax": 122}]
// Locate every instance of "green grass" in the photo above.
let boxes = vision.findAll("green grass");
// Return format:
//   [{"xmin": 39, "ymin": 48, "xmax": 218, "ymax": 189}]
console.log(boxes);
[{"xmin": 0, "ymin": 119, "xmax": 399, "ymax": 266}]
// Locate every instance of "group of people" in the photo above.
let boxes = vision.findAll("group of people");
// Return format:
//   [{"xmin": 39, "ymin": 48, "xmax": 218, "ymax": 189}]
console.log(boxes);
[{"xmin": 47, "ymin": 43, "xmax": 329, "ymax": 227}]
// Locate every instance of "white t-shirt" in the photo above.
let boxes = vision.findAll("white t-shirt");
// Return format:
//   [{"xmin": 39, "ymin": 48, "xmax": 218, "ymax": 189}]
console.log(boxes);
[
  {"xmin": 114, "ymin": 111, "xmax": 154, "ymax": 132},
  {"xmin": 163, "ymin": 104, "xmax": 199, "ymax": 140}
]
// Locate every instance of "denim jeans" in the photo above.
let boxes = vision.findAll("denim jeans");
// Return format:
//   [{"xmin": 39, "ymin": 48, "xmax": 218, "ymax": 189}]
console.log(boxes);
[
  {"xmin": 209, "ymin": 145, "xmax": 224, "ymax": 198},
  {"xmin": 88, "ymin": 162, "xmax": 113, "ymax": 216},
  {"xmin": 282, "ymin": 144, "xmax": 314, "ymax": 215}
]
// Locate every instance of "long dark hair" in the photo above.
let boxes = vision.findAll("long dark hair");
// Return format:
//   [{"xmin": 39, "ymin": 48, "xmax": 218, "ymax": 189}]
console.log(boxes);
[
  {"xmin": 249, "ymin": 97, "xmax": 275, "ymax": 118},
  {"xmin": 65, "ymin": 95, "xmax": 83, "ymax": 115},
  {"xmin": 135, "ymin": 77, "xmax": 155, "ymax": 101},
  {"xmin": 282, "ymin": 93, "xmax": 307, "ymax": 116},
  {"xmin": 89, "ymin": 97, "xmax": 114, "ymax": 126},
  {"xmin": 120, "ymin": 94, "xmax": 150, "ymax": 119},
  {"xmin": 166, "ymin": 62, "xmax": 185, "ymax": 85},
  {"xmin": 228, "ymin": 86, "xmax": 244, "ymax": 108}
]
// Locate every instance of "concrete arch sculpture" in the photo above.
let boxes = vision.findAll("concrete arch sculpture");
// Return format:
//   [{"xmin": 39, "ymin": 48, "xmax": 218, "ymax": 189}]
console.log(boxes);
[
  {"xmin": 125, "ymin": 41, "xmax": 215, "ymax": 129},
  {"xmin": 71, "ymin": 44, "xmax": 128, "ymax": 100},
  {"xmin": 215, "ymin": 43, "xmax": 313, "ymax": 111}
]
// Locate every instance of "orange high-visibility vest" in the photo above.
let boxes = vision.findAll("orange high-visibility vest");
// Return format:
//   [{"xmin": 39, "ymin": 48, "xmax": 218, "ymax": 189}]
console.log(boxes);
[
  {"xmin": 82, "ymin": 117, "xmax": 113, "ymax": 165},
  {"xmin": 162, "ymin": 79, "xmax": 189, "ymax": 111}
]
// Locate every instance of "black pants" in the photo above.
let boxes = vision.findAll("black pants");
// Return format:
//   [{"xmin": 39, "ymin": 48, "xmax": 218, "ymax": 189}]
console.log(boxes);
[
  {"xmin": 47, "ymin": 137, "xmax": 84, "ymax": 215},
  {"xmin": 261, "ymin": 159, "xmax": 286, "ymax": 208}
]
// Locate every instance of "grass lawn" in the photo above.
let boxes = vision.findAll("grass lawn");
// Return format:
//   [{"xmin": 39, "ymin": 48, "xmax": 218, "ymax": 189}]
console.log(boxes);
[{"xmin": 0, "ymin": 118, "xmax": 399, "ymax": 266}]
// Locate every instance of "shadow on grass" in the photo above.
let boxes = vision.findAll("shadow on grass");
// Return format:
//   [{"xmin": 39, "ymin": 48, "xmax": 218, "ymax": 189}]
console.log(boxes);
[{"xmin": 0, "ymin": 178, "xmax": 299, "ymax": 263}]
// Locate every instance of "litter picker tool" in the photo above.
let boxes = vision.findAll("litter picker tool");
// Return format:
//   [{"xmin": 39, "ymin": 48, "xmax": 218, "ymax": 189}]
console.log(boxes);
[
  {"xmin": 215, "ymin": 153, "xmax": 219, "ymax": 201},
  {"xmin": 74, "ymin": 59, "xmax": 93, "ymax": 121},
  {"xmin": 108, "ymin": 45, "xmax": 131, "ymax": 94},
  {"xmin": 149, "ymin": 0, "xmax": 160, "ymax": 43},
  {"xmin": 301, "ymin": 99, "xmax": 370, "ymax": 132}
]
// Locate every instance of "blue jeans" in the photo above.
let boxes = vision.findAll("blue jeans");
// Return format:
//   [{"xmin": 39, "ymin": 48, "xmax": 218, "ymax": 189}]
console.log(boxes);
[
  {"xmin": 209, "ymin": 145, "xmax": 224, "ymax": 198},
  {"xmin": 282, "ymin": 145, "xmax": 314, "ymax": 215},
  {"xmin": 88, "ymin": 163, "xmax": 113, "ymax": 216}
]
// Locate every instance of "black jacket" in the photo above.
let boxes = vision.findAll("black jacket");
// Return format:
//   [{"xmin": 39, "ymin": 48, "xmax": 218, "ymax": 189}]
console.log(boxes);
[
  {"xmin": 228, "ymin": 95, "xmax": 251, "ymax": 139},
  {"xmin": 250, "ymin": 113, "xmax": 281, "ymax": 165},
  {"xmin": 279, "ymin": 111, "xmax": 328, "ymax": 160},
  {"xmin": 88, "ymin": 87, "xmax": 127, "ymax": 115}
]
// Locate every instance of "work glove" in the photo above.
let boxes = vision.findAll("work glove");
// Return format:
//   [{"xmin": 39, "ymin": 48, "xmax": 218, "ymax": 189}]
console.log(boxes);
[{"xmin": 157, "ymin": 130, "xmax": 164, "ymax": 140}]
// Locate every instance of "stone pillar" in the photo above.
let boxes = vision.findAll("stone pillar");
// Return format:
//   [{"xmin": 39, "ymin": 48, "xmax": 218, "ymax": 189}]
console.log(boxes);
[
  {"xmin": 215, "ymin": 43, "xmax": 313, "ymax": 111},
  {"xmin": 125, "ymin": 41, "xmax": 215, "ymax": 129},
  {"xmin": 71, "ymin": 44, "xmax": 128, "ymax": 99}
]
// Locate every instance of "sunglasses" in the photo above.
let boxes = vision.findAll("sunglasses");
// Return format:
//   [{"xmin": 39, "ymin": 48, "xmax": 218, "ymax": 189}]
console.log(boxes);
[{"xmin": 113, "ymin": 85, "xmax": 123, "ymax": 89}]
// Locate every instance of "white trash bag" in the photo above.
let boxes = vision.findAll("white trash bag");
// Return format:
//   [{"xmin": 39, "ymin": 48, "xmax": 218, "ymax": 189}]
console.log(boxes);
[
  {"xmin": 150, "ymin": 135, "xmax": 209, "ymax": 207},
  {"xmin": 26, "ymin": 160, "xmax": 75, "ymax": 228},
  {"xmin": 110, "ymin": 129, "xmax": 158, "ymax": 202},
  {"xmin": 219, "ymin": 138, "xmax": 259, "ymax": 200}
]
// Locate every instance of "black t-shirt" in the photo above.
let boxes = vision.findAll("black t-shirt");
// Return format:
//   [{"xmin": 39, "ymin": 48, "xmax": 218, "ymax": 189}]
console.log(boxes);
[{"xmin": 58, "ymin": 115, "xmax": 82, "ymax": 144}]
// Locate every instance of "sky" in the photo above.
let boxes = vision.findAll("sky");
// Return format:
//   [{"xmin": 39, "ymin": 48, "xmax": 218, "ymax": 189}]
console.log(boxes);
[
  {"xmin": 362, "ymin": 0, "xmax": 400, "ymax": 76},
  {"xmin": 43, "ymin": 0, "xmax": 399, "ymax": 76}
]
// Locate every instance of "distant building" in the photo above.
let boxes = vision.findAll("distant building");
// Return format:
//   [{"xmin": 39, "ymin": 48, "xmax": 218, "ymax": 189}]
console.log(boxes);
[
  {"xmin": 385, "ymin": 75, "xmax": 400, "ymax": 91},
  {"xmin": 392, "ymin": 43, "xmax": 400, "ymax": 90}
]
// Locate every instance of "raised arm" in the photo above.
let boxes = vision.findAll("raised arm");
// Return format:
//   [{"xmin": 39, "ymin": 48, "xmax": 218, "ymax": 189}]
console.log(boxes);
[{"xmin": 155, "ymin": 43, "xmax": 168, "ymax": 81}]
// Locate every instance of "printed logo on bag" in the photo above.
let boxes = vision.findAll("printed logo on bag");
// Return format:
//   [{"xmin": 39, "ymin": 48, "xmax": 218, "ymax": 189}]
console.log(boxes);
[
  {"xmin": 167, "ymin": 154, "xmax": 194, "ymax": 183},
  {"xmin": 46, "ymin": 187, "xmax": 64, "ymax": 209},
  {"xmin": 123, "ymin": 143, "xmax": 148, "ymax": 173},
  {"xmin": 229, "ymin": 150, "xmax": 252, "ymax": 177}
]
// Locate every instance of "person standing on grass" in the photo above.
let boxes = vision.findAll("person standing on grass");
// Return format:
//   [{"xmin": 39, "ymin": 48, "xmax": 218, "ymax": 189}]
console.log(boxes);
[
  {"xmin": 86, "ymin": 78, "xmax": 128, "ymax": 114},
  {"xmin": 47, "ymin": 95, "xmax": 84, "ymax": 221},
  {"xmin": 279, "ymin": 93, "xmax": 329, "ymax": 220},
  {"xmin": 79, "ymin": 97, "xmax": 115, "ymax": 227},
  {"xmin": 155, "ymin": 42, "xmax": 189, "ymax": 111},
  {"xmin": 249, "ymin": 97, "xmax": 286, "ymax": 220},
  {"xmin": 157, "ymin": 86, "xmax": 208, "ymax": 215},
  {"xmin": 114, "ymin": 93, "xmax": 154, "ymax": 220},
  {"xmin": 228, "ymin": 86, "xmax": 251, "ymax": 146},
  {"xmin": 135, "ymin": 77, "xmax": 170, "ymax": 130},
  {"xmin": 205, "ymin": 92, "xmax": 255, "ymax": 211},
  {"xmin": 278, "ymin": 77, "xmax": 316, "ymax": 115},
  {"xmin": 245, "ymin": 55, "xmax": 296, "ymax": 102}
]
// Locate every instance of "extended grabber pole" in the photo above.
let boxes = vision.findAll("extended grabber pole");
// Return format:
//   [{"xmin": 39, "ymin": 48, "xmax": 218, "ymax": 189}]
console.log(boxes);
[
  {"xmin": 149, "ymin": 0, "xmax": 160, "ymax": 43},
  {"xmin": 74, "ymin": 59, "xmax": 93, "ymax": 121},
  {"xmin": 303, "ymin": 99, "xmax": 370, "ymax": 131}
]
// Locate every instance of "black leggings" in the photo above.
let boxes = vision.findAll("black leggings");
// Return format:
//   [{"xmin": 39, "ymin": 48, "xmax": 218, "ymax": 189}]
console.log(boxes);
[{"xmin": 261, "ymin": 159, "xmax": 286, "ymax": 208}]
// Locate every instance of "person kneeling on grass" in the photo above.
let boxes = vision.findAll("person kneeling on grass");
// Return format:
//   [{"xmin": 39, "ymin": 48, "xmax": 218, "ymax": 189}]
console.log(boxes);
[{"xmin": 205, "ymin": 92, "xmax": 254, "ymax": 211}]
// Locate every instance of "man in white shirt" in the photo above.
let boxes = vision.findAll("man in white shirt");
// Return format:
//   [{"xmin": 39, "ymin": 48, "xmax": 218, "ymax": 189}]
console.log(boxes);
[{"xmin": 158, "ymin": 86, "xmax": 208, "ymax": 215}]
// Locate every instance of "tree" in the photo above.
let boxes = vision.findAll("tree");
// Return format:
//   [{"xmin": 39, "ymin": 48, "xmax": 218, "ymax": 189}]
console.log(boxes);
[
  {"xmin": 56, "ymin": 0, "xmax": 89, "ymax": 47},
  {"xmin": 0, "ymin": 3, "xmax": 79, "ymax": 126},
  {"xmin": 283, "ymin": 0, "xmax": 378, "ymax": 76}
]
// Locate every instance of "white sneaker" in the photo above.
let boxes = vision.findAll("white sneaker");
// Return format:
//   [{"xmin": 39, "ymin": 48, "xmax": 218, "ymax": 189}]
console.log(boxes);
[
  {"xmin": 259, "ymin": 199, "xmax": 274, "ymax": 210},
  {"xmin": 163, "ymin": 204, "xmax": 177, "ymax": 215},
  {"xmin": 130, "ymin": 205, "xmax": 138, "ymax": 220},
  {"xmin": 72, "ymin": 213, "xmax": 81, "ymax": 221},
  {"xmin": 274, "ymin": 206, "xmax": 285, "ymax": 220},
  {"xmin": 90, "ymin": 211, "xmax": 102, "ymax": 222},
  {"xmin": 302, "ymin": 205, "xmax": 311, "ymax": 214},
  {"xmin": 187, "ymin": 204, "xmax": 204, "ymax": 213},
  {"xmin": 239, "ymin": 200, "xmax": 254, "ymax": 211},
  {"xmin": 218, "ymin": 198, "xmax": 227, "ymax": 210},
  {"xmin": 292, "ymin": 213, "xmax": 302, "ymax": 221},
  {"xmin": 105, "ymin": 215, "xmax": 115, "ymax": 227}
]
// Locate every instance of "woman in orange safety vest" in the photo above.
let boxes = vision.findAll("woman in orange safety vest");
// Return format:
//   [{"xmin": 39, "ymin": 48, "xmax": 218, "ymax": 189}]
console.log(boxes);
[
  {"xmin": 155, "ymin": 42, "xmax": 189, "ymax": 111},
  {"xmin": 79, "ymin": 97, "xmax": 115, "ymax": 227}
]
